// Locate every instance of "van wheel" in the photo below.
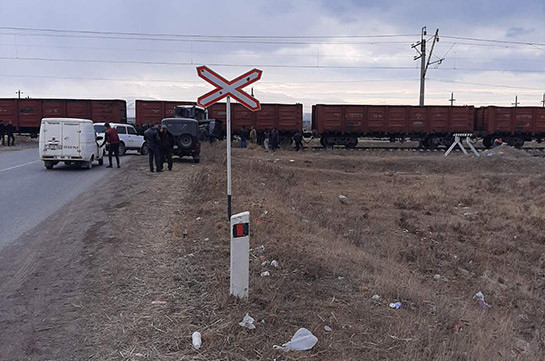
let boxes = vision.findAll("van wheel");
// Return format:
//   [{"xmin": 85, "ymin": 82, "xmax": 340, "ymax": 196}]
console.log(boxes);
[
  {"xmin": 118, "ymin": 142, "xmax": 126, "ymax": 156},
  {"xmin": 44, "ymin": 161, "xmax": 54, "ymax": 170}
]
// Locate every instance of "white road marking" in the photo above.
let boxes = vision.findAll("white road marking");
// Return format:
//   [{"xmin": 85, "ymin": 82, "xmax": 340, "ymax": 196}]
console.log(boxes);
[{"xmin": 0, "ymin": 160, "xmax": 40, "ymax": 173}]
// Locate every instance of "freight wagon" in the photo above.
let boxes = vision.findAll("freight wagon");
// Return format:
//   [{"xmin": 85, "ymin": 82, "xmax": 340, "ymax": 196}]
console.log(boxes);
[
  {"xmin": 312, "ymin": 104, "xmax": 475, "ymax": 148},
  {"xmin": 0, "ymin": 98, "xmax": 127, "ymax": 135},
  {"xmin": 476, "ymin": 106, "xmax": 545, "ymax": 148},
  {"xmin": 135, "ymin": 100, "xmax": 196, "ymax": 125}
]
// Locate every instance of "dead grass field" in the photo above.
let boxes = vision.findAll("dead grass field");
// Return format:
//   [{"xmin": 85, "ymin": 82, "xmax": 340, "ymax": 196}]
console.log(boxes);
[{"xmin": 78, "ymin": 143, "xmax": 545, "ymax": 360}]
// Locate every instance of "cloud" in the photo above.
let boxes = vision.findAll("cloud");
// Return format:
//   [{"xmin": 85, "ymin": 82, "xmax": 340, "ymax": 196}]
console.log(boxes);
[{"xmin": 505, "ymin": 27, "xmax": 535, "ymax": 38}]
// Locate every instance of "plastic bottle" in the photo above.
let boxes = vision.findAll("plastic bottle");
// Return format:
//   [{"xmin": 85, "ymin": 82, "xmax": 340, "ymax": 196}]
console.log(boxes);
[{"xmin": 192, "ymin": 331, "xmax": 202, "ymax": 349}]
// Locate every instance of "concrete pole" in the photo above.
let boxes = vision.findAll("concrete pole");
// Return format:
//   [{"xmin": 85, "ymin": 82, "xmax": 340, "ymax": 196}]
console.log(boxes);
[
  {"xmin": 226, "ymin": 96, "xmax": 232, "ymax": 221},
  {"xmin": 419, "ymin": 30, "xmax": 426, "ymax": 106}
]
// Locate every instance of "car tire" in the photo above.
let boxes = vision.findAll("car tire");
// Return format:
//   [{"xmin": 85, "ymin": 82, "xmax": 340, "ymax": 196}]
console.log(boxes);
[
  {"xmin": 44, "ymin": 161, "xmax": 54, "ymax": 170},
  {"xmin": 140, "ymin": 143, "xmax": 149, "ymax": 155},
  {"xmin": 118, "ymin": 142, "xmax": 126, "ymax": 156},
  {"xmin": 179, "ymin": 134, "xmax": 193, "ymax": 148}
]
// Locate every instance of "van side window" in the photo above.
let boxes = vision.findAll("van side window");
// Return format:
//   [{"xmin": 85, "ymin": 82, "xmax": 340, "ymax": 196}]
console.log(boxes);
[
  {"xmin": 127, "ymin": 127, "xmax": 137, "ymax": 135},
  {"xmin": 116, "ymin": 126, "xmax": 127, "ymax": 134}
]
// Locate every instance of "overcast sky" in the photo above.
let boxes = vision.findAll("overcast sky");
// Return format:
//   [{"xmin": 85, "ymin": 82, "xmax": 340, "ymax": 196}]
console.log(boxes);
[{"xmin": 1, "ymin": 0, "xmax": 544, "ymax": 115}]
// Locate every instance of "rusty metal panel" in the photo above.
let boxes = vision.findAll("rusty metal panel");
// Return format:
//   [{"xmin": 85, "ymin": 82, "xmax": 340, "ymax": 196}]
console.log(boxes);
[
  {"xmin": 208, "ymin": 103, "xmax": 227, "ymax": 122},
  {"xmin": 42, "ymin": 100, "xmax": 66, "ymax": 118},
  {"xmin": 343, "ymin": 105, "xmax": 364, "ymax": 133},
  {"xmin": 489, "ymin": 107, "xmax": 512, "ymax": 133},
  {"xmin": 408, "ymin": 107, "xmax": 428, "ymax": 133},
  {"xmin": 449, "ymin": 106, "xmax": 474, "ymax": 133},
  {"xmin": 276, "ymin": 104, "xmax": 302, "ymax": 132},
  {"xmin": 428, "ymin": 107, "xmax": 449, "ymax": 133},
  {"xmin": 231, "ymin": 104, "xmax": 255, "ymax": 131},
  {"xmin": 136, "ymin": 100, "xmax": 165, "ymax": 125},
  {"xmin": 91, "ymin": 100, "xmax": 126, "ymax": 123},
  {"xmin": 255, "ymin": 104, "xmax": 276, "ymax": 130},
  {"xmin": 513, "ymin": 108, "xmax": 534, "ymax": 134},
  {"xmin": 366, "ymin": 106, "xmax": 387, "ymax": 133},
  {"xmin": 535, "ymin": 108, "xmax": 545, "ymax": 134},
  {"xmin": 314, "ymin": 105, "xmax": 343, "ymax": 133},
  {"xmin": 387, "ymin": 106, "xmax": 408, "ymax": 133},
  {"xmin": 17, "ymin": 99, "xmax": 42, "ymax": 129},
  {"xmin": 66, "ymin": 100, "xmax": 91, "ymax": 119}
]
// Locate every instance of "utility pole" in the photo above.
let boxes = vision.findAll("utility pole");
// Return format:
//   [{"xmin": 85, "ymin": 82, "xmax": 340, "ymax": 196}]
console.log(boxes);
[
  {"xmin": 541, "ymin": 93, "xmax": 545, "ymax": 107},
  {"xmin": 512, "ymin": 95, "xmax": 519, "ymax": 107},
  {"xmin": 16, "ymin": 90, "xmax": 23, "ymax": 99},
  {"xmin": 449, "ymin": 92, "xmax": 456, "ymax": 106},
  {"xmin": 412, "ymin": 27, "xmax": 443, "ymax": 106}
]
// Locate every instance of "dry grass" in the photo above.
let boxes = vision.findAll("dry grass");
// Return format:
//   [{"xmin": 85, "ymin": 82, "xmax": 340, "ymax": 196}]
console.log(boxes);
[{"xmin": 79, "ymin": 143, "xmax": 545, "ymax": 360}]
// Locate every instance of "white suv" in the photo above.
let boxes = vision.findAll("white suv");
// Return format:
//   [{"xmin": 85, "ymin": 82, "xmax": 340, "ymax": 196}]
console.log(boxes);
[{"xmin": 94, "ymin": 123, "xmax": 148, "ymax": 155}]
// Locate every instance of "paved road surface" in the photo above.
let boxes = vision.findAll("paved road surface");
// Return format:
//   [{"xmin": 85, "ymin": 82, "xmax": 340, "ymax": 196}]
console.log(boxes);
[{"xmin": 0, "ymin": 148, "xmax": 112, "ymax": 248}]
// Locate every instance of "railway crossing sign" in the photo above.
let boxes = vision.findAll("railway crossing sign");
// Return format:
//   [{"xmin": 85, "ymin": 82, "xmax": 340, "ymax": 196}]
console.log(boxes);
[{"xmin": 197, "ymin": 66, "xmax": 262, "ymax": 111}]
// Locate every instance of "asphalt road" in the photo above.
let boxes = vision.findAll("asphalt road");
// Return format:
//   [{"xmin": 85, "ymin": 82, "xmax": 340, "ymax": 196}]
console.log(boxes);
[{"xmin": 0, "ymin": 148, "xmax": 112, "ymax": 248}]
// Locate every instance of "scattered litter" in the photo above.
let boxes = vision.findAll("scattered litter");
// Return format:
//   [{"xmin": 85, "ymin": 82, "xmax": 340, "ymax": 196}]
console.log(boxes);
[
  {"xmin": 151, "ymin": 300, "xmax": 167, "ymax": 305},
  {"xmin": 371, "ymin": 294, "xmax": 381, "ymax": 302},
  {"xmin": 474, "ymin": 291, "xmax": 491, "ymax": 308},
  {"xmin": 430, "ymin": 304, "xmax": 437, "ymax": 314},
  {"xmin": 514, "ymin": 337, "xmax": 530, "ymax": 354},
  {"xmin": 261, "ymin": 271, "xmax": 270, "ymax": 277},
  {"xmin": 434, "ymin": 274, "xmax": 448, "ymax": 282},
  {"xmin": 302, "ymin": 219, "xmax": 310, "ymax": 223},
  {"xmin": 255, "ymin": 219, "xmax": 262, "ymax": 225},
  {"xmin": 261, "ymin": 261, "xmax": 269, "ymax": 267},
  {"xmin": 239, "ymin": 314, "xmax": 256, "ymax": 330},
  {"xmin": 273, "ymin": 328, "xmax": 318, "ymax": 352},
  {"xmin": 338, "ymin": 195, "xmax": 347, "ymax": 202},
  {"xmin": 261, "ymin": 210, "xmax": 269, "ymax": 218},
  {"xmin": 183, "ymin": 230, "xmax": 188, "ymax": 239},
  {"xmin": 256, "ymin": 245, "xmax": 266, "ymax": 254},
  {"xmin": 192, "ymin": 331, "xmax": 202, "ymax": 349},
  {"xmin": 259, "ymin": 255, "xmax": 266, "ymax": 263},
  {"xmin": 289, "ymin": 159, "xmax": 295, "ymax": 163},
  {"xmin": 487, "ymin": 153, "xmax": 493, "ymax": 157},
  {"xmin": 204, "ymin": 238, "xmax": 210, "ymax": 241},
  {"xmin": 324, "ymin": 325, "xmax": 332, "ymax": 332},
  {"xmin": 463, "ymin": 212, "xmax": 473, "ymax": 217},
  {"xmin": 195, "ymin": 217, "xmax": 202, "ymax": 221},
  {"xmin": 451, "ymin": 321, "xmax": 462, "ymax": 332},
  {"xmin": 337, "ymin": 276, "xmax": 344, "ymax": 280},
  {"xmin": 271, "ymin": 260, "xmax": 279, "ymax": 268},
  {"xmin": 389, "ymin": 302, "xmax": 402, "ymax": 309}
]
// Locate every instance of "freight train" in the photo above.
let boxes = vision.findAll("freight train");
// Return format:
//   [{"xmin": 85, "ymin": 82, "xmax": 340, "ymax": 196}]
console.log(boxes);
[{"xmin": 3, "ymin": 97, "xmax": 544, "ymax": 149}]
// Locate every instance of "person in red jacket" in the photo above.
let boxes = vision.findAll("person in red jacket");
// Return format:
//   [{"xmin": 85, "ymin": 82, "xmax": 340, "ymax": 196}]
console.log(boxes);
[{"xmin": 101, "ymin": 123, "xmax": 121, "ymax": 168}]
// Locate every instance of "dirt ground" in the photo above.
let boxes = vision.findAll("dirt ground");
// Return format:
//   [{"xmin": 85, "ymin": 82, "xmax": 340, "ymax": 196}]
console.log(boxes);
[{"xmin": 1, "ymin": 142, "xmax": 545, "ymax": 360}]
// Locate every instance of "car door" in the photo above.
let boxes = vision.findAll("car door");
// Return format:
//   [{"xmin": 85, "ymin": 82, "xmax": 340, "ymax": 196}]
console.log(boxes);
[
  {"xmin": 115, "ymin": 125, "xmax": 128, "ymax": 148},
  {"xmin": 127, "ymin": 125, "xmax": 140, "ymax": 149}
]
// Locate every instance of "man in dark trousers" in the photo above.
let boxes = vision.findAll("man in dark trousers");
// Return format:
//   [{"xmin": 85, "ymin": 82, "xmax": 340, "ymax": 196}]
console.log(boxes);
[
  {"xmin": 101, "ymin": 123, "xmax": 121, "ymax": 168},
  {"xmin": 0, "ymin": 120, "xmax": 5, "ymax": 146},
  {"xmin": 239, "ymin": 125, "xmax": 249, "ymax": 148},
  {"xmin": 293, "ymin": 131, "xmax": 303, "ymax": 151},
  {"xmin": 270, "ymin": 128, "xmax": 279, "ymax": 151},
  {"xmin": 159, "ymin": 125, "xmax": 174, "ymax": 171},
  {"xmin": 144, "ymin": 124, "xmax": 162, "ymax": 172},
  {"xmin": 6, "ymin": 121, "xmax": 15, "ymax": 146}
]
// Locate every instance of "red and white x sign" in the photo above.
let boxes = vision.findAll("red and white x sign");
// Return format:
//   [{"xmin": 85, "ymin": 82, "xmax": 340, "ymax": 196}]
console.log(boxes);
[{"xmin": 197, "ymin": 66, "xmax": 263, "ymax": 111}]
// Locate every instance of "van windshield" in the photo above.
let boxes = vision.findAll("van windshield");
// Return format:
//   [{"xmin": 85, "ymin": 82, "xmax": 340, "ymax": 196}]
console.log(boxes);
[{"xmin": 94, "ymin": 124, "xmax": 106, "ymax": 133}]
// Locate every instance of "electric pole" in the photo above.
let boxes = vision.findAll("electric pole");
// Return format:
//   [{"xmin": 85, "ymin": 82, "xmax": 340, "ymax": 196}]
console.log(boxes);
[
  {"xmin": 512, "ymin": 95, "xmax": 519, "ymax": 107},
  {"xmin": 449, "ymin": 92, "xmax": 456, "ymax": 106},
  {"xmin": 541, "ymin": 93, "xmax": 545, "ymax": 107},
  {"xmin": 16, "ymin": 90, "xmax": 23, "ymax": 99},
  {"xmin": 412, "ymin": 27, "xmax": 443, "ymax": 106}
]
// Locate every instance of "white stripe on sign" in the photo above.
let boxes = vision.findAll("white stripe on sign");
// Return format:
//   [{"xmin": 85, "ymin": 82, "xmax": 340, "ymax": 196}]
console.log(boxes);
[{"xmin": 0, "ymin": 160, "xmax": 40, "ymax": 173}]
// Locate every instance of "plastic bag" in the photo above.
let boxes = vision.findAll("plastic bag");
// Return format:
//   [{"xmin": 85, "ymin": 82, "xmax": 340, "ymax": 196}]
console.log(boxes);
[
  {"xmin": 239, "ymin": 314, "xmax": 256, "ymax": 330},
  {"xmin": 273, "ymin": 328, "xmax": 318, "ymax": 352}
]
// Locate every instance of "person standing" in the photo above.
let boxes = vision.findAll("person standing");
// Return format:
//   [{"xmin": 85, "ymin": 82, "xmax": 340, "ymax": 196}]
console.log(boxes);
[
  {"xmin": 101, "ymin": 123, "xmax": 120, "ymax": 168},
  {"xmin": 271, "ymin": 128, "xmax": 279, "ymax": 151},
  {"xmin": 293, "ymin": 131, "xmax": 303, "ymax": 151},
  {"xmin": 144, "ymin": 124, "xmax": 162, "ymax": 172},
  {"xmin": 0, "ymin": 120, "xmax": 5, "ymax": 146},
  {"xmin": 263, "ymin": 130, "xmax": 270, "ymax": 151},
  {"xmin": 159, "ymin": 125, "xmax": 174, "ymax": 171},
  {"xmin": 6, "ymin": 121, "xmax": 16, "ymax": 146},
  {"xmin": 249, "ymin": 126, "xmax": 257, "ymax": 144},
  {"xmin": 239, "ymin": 125, "xmax": 249, "ymax": 148}
]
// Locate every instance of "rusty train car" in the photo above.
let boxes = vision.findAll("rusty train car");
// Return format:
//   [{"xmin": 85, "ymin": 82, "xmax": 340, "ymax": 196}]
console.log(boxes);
[{"xmin": 0, "ymin": 98, "xmax": 127, "ymax": 134}]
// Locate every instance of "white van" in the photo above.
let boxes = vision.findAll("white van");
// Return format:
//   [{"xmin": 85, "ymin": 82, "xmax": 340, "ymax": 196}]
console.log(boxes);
[{"xmin": 39, "ymin": 118, "xmax": 105, "ymax": 170}]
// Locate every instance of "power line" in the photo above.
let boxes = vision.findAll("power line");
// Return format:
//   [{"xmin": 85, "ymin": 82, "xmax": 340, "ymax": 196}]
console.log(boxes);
[{"xmin": 442, "ymin": 35, "xmax": 545, "ymax": 47}]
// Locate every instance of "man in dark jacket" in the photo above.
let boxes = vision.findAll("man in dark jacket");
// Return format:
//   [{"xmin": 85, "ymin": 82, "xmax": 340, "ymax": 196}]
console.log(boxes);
[
  {"xmin": 159, "ymin": 125, "xmax": 174, "ymax": 171},
  {"xmin": 293, "ymin": 131, "xmax": 303, "ymax": 151},
  {"xmin": 144, "ymin": 124, "xmax": 162, "ymax": 172},
  {"xmin": 239, "ymin": 125, "xmax": 249, "ymax": 148},
  {"xmin": 101, "ymin": 123, "xmax": 121, "ymax": 168},
  {"xmin": 270, "ymin": 128, "xmax": 279, "ymax": 151},
  {"xmin": 6, "ymin": 121, "xmax": 15, "ymax": 146},
  {"xmin": 0, "ymin": 120, "xmax": 5, "ymax": 146}
]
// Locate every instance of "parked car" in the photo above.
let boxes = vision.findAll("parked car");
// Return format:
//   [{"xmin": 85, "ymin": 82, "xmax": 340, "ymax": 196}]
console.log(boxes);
[
  {"xmin": 161, "ymin": 117, "xmax": 201, "ymax": 163},
  {"xmin": 93, "ymin": 122, "xmax": 148, "ymax": 155},
  {"xmin": 39, "ymin": 118, "xmax": 104, "ymax": 169}
]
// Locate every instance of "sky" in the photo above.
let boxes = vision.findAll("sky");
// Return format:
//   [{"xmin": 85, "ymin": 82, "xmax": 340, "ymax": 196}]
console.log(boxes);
[{"xmin": 0, "ymin": 0, "xmax": 544, "ymax": 116}]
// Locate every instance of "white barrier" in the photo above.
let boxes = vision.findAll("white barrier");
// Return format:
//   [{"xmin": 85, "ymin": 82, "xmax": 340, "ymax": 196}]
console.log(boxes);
[{"xmin": 230, "ymin": 211, "xmax": 250, "ymax": 300}]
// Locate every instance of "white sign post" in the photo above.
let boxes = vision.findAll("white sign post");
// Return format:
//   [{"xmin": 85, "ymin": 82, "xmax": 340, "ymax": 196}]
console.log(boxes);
[
  {"xmin": 197, "ymin": 65, "xmax": 262, "ymax": 220},
  {"xmin": 230, "ymin": 211, "xmax": 250, "ymax": 299}
]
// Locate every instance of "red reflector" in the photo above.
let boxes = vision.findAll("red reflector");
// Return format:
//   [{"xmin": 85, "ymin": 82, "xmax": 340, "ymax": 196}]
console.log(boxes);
[{"xmin": 235, "ymin": 224, "xmax": 244, "ymax": 237}]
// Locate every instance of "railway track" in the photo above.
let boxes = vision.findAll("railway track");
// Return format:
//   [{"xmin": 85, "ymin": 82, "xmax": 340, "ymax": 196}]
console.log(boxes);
[{"xmin": 309, "ymin": 146, "xmax": 545, "ymax": 156}]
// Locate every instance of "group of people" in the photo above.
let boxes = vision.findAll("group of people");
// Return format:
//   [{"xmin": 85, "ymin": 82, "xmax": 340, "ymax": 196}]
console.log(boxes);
[
  {"xmin": 0, "ymin": 120, "xmax": 16, "ymax": 146},
  {"xmin": 144, "ymin": 124, "xmax": 174, "ymax": 172},
  {"xmin": 238, "ymin": 126, "xmax": 304, "ymax": 151}
]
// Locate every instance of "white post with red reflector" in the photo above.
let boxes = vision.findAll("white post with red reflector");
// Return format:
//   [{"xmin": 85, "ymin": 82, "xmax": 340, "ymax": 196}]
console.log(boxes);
[{"xmin": 230, "ymin": 211, "xmax": 250, "ymax": 300}]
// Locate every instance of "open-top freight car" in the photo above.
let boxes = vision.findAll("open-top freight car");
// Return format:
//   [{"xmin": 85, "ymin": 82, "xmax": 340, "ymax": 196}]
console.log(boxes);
[
  {"xmin": 476, "ymin": 106, "xmax": 545, "ymax": 148},
  {"xmin": 135, "ymin": 100, "xmax": 196, "ymax": 125},
  {"xmin": 0, "ymin": 98, "xmax": 127, "ymax": 135},
  {"xmin": 312, "ymin": 104, "xmax": 475, "ymax": 148}
]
